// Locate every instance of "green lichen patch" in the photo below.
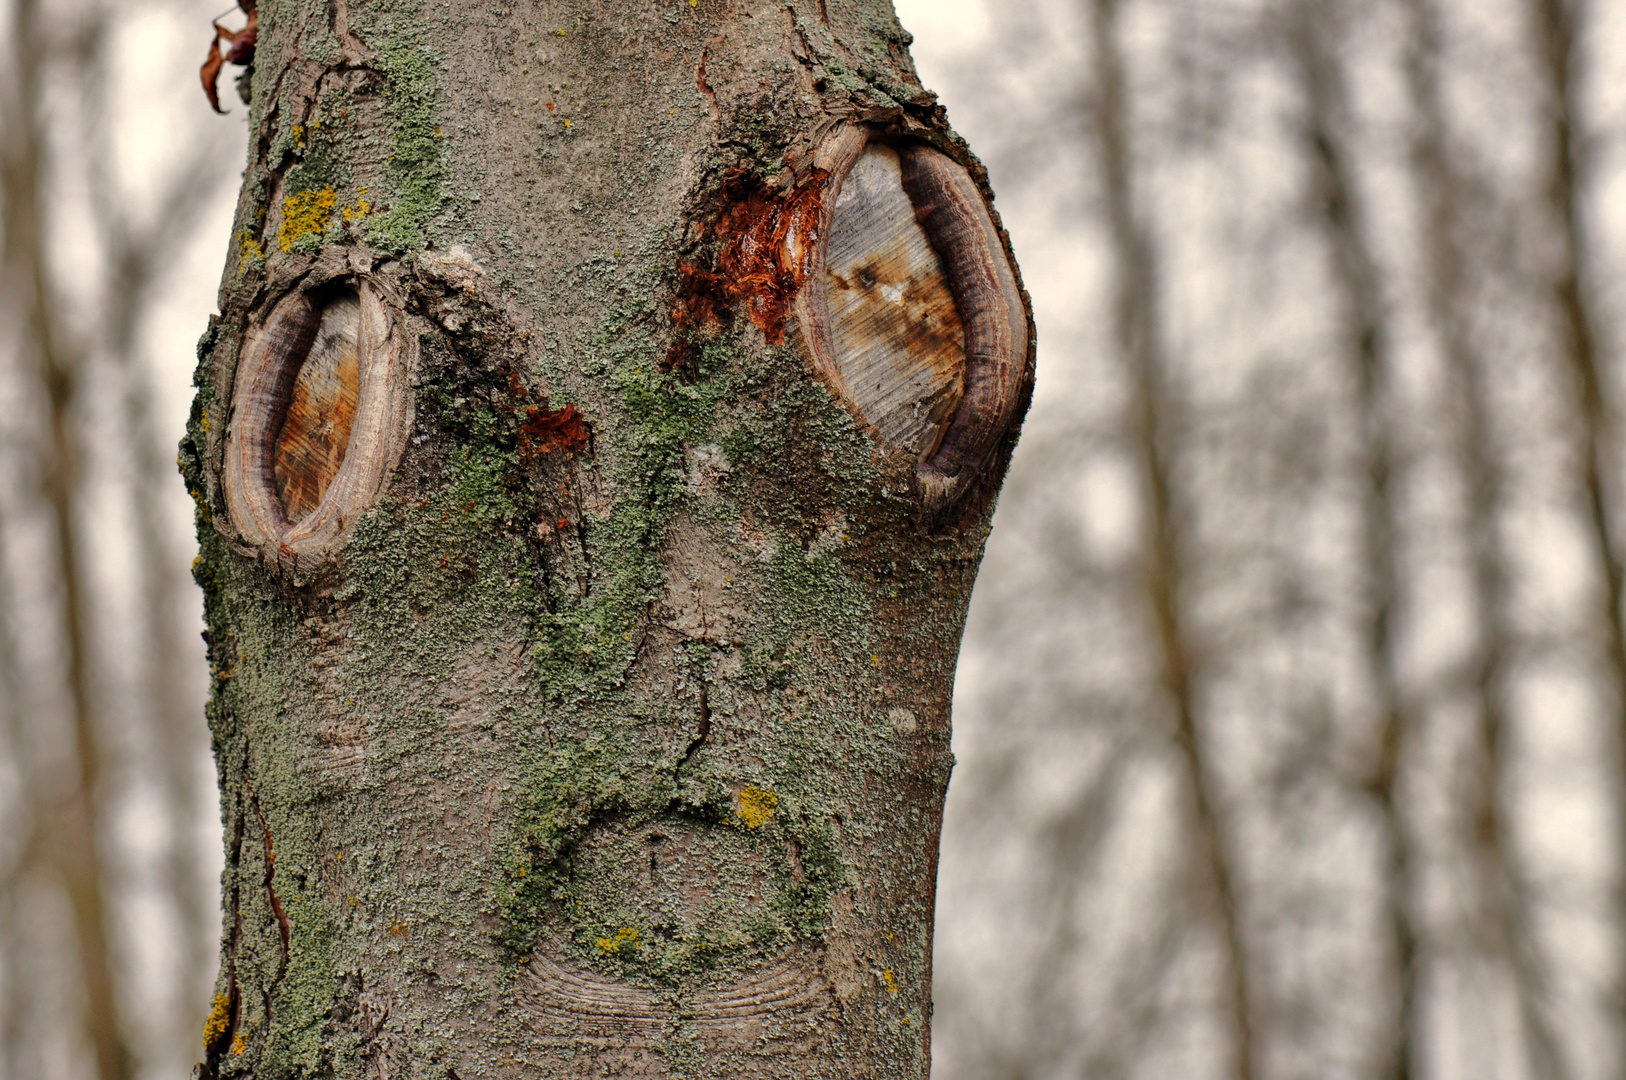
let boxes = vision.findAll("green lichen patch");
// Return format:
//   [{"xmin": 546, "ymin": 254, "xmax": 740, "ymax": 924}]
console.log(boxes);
[
  {"xmin": 340, "ymin": 440, "xmax": 546, "ymax": 678},
  {"xmin": 256, "ymin": 891, "xmax": 341, "ymax": 1077},
  {"xmin": 527, "ymin": 314, "xmax": 738, "ymax": 702},
  {"xmin": 496, "ymin": 738, "xmax": 642, "ymax": 962},
  {"xmin": 366, "ymin": 33, "xmax": 445, "ymax": 253},
  {"xmin": 713, "ymin": 348, "xmax": 877, "ymax": 531},
  {"xmin": 735, "ymin": 785, "xmax": 777, "ymax": 828},
  {"xmin": 275, "ymin": 104, "xmax": 351, "ymax": 193},
  {"xmin": 507, "ymin": 797, "xmax": 844, "ymax": 986},
  {"xmin": 761, "ymin": 533, "xmax": 869, "ymax": 648}
]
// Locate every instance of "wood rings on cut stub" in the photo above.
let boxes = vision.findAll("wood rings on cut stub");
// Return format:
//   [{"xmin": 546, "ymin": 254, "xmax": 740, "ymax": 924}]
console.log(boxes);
[
  {"xmin": 222, "ymin": 278, "xmax": 414, "ymax": 580},
  {"xmin": 795, "ymin": 126, "xmax": 1030, "ymax": 515}
]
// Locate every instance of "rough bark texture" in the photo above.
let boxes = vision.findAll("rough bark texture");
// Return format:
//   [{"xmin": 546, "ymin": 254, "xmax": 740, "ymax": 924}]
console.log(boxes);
[{"xmin": 183, "ymin": 1, "xmax": 1032, "ymax": 1077}]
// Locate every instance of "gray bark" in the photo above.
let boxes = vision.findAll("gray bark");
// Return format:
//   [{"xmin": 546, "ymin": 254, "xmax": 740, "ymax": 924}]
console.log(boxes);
[{"xmin": 185, "ymin": 1, "xmax": 1031, "ymax": 1078}]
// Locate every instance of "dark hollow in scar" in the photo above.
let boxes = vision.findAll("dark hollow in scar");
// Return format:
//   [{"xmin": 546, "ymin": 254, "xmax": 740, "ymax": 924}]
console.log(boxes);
[{"xmin": 270, "ymin": 290, "xmax": 361, "ymax": 522}]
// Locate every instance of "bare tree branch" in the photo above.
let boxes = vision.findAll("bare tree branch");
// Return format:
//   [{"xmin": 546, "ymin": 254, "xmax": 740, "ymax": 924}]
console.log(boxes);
[
  {"xmin": 1523, "ymin": 0, "xmax": 1626, "ymax": 1052},
  {"xmin": 1283, "ymin": 6, "xmax": 1422, "ymax": 1076},
  {"xmin": 0, "ymin": 1, "xmax": 132, "ymax": 1076},
  {"xmin": 1086, "ymin": 1, "xmax": 1257, "ymax": 1076}
]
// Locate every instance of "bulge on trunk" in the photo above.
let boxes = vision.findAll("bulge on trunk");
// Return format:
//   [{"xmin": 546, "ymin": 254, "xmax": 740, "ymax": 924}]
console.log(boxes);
[
  {"xmin": 795, "ymin": 127, "xmax": 1030, "ymax": 517},
  {"xmin": 220, "ymin": 270, "xmax": 414, "ymax": 582}
]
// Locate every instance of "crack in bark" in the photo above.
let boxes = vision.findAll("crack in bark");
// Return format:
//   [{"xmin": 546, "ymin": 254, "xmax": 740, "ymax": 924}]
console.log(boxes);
[
  {"xmin": 326, "ymin": 0, "xmax": 376, "ymax": 66},
  {"xmin": 675, "ymin": 680, "xmax": 712, "ymax": 787},
  {"xmin": 200, "ymin": 798, "xmax": 248, "ymax": 1078},
  {"xmin": 695, "ymin": 47, "xmax": 719, "ymax": 124},
  {"xmin": 250, "ymin": 792, "xmax": 292, "ymax": 991}
]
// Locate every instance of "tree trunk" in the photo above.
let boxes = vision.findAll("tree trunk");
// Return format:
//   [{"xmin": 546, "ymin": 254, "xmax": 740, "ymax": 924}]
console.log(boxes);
[{"xmin": 184, "ymin": 1, "xmax": 1032, "ymax": 1077}]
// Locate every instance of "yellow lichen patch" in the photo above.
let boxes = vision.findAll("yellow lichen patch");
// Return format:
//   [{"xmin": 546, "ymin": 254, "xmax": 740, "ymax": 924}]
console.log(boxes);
[
  {"xmin": 231, "ymin": 1034, "xmax": 247, "ymax": 1055},
  {"xmin": 737, "ymin": 785, "xmax": 778, "ymax": 829},
  {"xmin": 341, "ymin": 189, "xmax": 372, "ymax": 223},
  {"xmin": 388, "ymin": 920, "xmax": 409, "ymax": 937},
  {"xmin": 596, "ymin": 926, "xmax": 641, "ymax": 956},
  {"xmin": 202, "ymin": 992, "xmax": 231, "ymax": 1050},
  {"xmin": 882, "ymin": 968, "xmax": 899, "ymax": 994},
  {"xmin": 237, "ymin": 229, "xmax": 265, "ymax": 273},
  {"xmin": 277, "ymin": 187, "xmax": 337, "ymax": 253}
]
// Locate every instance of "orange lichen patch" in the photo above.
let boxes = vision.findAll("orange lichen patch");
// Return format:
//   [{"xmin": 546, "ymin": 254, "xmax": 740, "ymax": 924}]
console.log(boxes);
[
  {"xmin": 667, "ymin": 169, "xmax": 832, "ymax": 368},
  {"xmin": 519, "ymin": 402, "xmax": 589, "ymax": 458},
  {"xmin": 273, "ymin": 292, "xmax": 361, "ymax": 521},
  {"xmin": 736, "ymin": 785, "xmax": 778, "ymax": 829},
  {"xmin": 340, "ymin": 189, "xmax": 372, "ymax": 223},
  {"xmin": 231, "ymin": 1034, "xmax": 247, "ymax": 1055},
  {"xmin": 238, "ymin": 229, "xmax": 265, "ymax": 274},
  {"xmin": 882, "ymin": 968, "xmax": 899, "ymax": 994},
  {"xmin": 202, "ymin": 992, "xmax": 232, "ymax": 1051}
]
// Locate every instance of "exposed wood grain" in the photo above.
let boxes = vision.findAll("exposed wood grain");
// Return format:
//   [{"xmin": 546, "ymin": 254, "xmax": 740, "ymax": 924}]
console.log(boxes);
[
  {"xmin": 825, "ymin": 144, "xmax": 965, "ymax": 457},
  {"xmin": 222, "ymin": 275, "xmax": 413, "ymax": 581},
  {"xmin": 226, "ymin": 289, "xmax": 322, "ymax": 538},
  {"xmin": 273, "ymin": 292, "xmax": 360, "ymax": 522},
  {"xmin": 795, "ymin": 127, "xmax": 1030, "ymax": 516},
  {"xmin": 517, "ymin": 942, "xmax": 831, "ymax": 1064}
]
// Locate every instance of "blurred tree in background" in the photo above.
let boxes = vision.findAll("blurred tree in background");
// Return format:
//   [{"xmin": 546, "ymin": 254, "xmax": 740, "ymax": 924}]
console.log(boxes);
[
  {"xmin": 0, "ymin": 0, "xmax": 240, "ymax": 1076},
  {"xmin": 927, "ymin": 0, "xmax": 1626, "ymax": 1077},
  {"xmin": 4, "ymin": 0, "xmax": 1626, "ymax": 1076}
]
